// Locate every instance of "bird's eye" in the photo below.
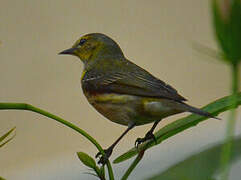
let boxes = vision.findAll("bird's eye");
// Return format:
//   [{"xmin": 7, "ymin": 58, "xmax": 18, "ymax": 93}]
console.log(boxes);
[{"xmin": 79, "ymin": 39, "xmax": 87, "ymax": 46}]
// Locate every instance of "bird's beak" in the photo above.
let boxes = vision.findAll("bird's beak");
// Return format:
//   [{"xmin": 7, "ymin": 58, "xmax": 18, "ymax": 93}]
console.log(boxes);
[{"xmin": 58, "ymin": 48, "xmax": 76, "ymax": 55}]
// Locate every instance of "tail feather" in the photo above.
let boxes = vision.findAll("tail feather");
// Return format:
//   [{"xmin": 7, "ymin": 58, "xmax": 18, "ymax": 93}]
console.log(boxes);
[{"xmin": 181, "ymin": 103, "xmax": 221, "ymax": 120}]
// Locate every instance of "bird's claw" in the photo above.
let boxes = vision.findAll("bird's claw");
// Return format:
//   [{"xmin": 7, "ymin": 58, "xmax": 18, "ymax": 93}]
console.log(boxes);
[
  {"xmin": 135, "ymin": 138, "xmax": 143, "ymax": 148},
  {"xmin": 95, "ymin": 151, "xmax": 102, "ymax": 159},
  {"xmin": 135, "ymin": 131, "xmax": 156, "ymax": 148},
  {"xmin": 95, "ymin": 148, "xmax": 113, "ymax": 165},
  {"xmin": 145, "ymin": 131, "xmax": 157, "ymax": 144}
]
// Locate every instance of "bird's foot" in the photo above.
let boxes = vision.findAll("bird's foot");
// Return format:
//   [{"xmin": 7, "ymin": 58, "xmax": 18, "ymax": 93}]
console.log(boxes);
[
  {"xmin": 135, "ymin": 131, "xmax": 156, "ymax": 148},
  {"xmin": 95, "ymin": 147, "xmax": 113, "ymax": 165}
]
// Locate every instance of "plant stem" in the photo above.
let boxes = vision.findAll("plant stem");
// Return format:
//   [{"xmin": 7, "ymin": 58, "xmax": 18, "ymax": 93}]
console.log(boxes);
[
  {"xmin": 0, "ymin": 103, "xmax": 114, "ymax": 180},
  {"xmin": 220, "ymin": 63, "xmax": 239, "ymax": 180},
  {"xmin": 121, "ymin": 149, "xmax": 145, "ymax": 180}
]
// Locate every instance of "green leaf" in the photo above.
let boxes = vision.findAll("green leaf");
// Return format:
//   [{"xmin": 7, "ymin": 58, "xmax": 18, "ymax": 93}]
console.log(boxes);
[
  {"xmin": 114, "ymin": 92, "xmax": 241, "ymax": 164},
  {"xmin": 77, "ymin": 152, "xmax": 97, "ymax": 169},
  {"xmin": 0, "ymin": 177, "xmax": 6, "ymax": 180},
  {"xmin": 148, "ymin": 136, "xmax": 241, "ymax": 180},
  {"xmin": 0, "ymin": 127, "xmax": 16, "ymax": 148},
  {"xmin": 77, "ymin": 152, "xmax": 106, "ymax": 179},
  {"xmin": 212, "ymin": 0, "xmax": 241, "ymax": 64},
  {"xmin": 99, "ymin": 165, "xmax": 105, "ymax": 179}
]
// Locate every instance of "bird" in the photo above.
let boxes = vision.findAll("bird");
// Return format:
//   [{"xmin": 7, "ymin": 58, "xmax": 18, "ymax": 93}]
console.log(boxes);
[{"xmin": 59, "ymin": 33, "xmax": 219, "ymax": 165}]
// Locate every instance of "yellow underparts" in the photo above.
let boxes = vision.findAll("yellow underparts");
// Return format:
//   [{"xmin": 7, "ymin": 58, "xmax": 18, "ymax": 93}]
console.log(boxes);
[
  {"xmin": 93, "ymin": 93, "xmax": 136, "ymax": 104},
  {"xmin": 81, "ymin": 70, "xmax": 87, "ymax": 80},
  {"xmin": 86, "ymin": 93, "xmax": 183, "ymax": 126}
]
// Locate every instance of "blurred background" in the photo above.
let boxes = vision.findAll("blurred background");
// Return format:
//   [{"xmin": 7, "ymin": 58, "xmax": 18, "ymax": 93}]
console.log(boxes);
[{"xmin": 0, "ymin": 0, "xmax": 240, "ymax": 179}]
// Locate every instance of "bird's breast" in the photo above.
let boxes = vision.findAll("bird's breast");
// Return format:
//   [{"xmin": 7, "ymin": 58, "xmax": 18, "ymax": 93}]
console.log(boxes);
[{"xmin": 82, "ymin": 90, "xmax": 140, "ymax": 126}]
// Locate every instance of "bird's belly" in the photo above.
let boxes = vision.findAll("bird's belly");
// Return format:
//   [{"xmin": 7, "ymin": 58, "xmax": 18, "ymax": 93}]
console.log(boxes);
[
  {"xmin": 83, "ymin": 92, "xmax": 182, "ymax": 126},
  {"xmin": 85, "ymin": 93, "xmax": 139, "ymax": 126}
]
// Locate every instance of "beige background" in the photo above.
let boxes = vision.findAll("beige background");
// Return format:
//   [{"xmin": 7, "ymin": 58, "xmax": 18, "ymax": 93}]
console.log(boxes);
[{"xmin": 0, "ymin": 0, "xmax": 240, "ymax": 179}]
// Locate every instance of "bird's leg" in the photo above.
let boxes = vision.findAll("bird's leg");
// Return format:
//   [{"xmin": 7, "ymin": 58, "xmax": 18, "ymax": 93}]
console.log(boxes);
[
  {"xmin": 135, "ymin": 120, "xmax": 160, "ymax": 147},
  {"xmin": 96, "ymin": 123, "xmax": 135, "ymax": 165}
]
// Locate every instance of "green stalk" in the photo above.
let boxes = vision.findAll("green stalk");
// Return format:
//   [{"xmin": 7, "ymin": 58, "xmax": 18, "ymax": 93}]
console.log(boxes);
[
  {"xmin": 0, "ymin": 103, "xmax": 114, "ymax": 180},
  {"xmin": 220, "ymin": 63, "xmax": 239, "ymax": 180},
  {"xmin": 121, "ymin": 149, "xmax": 145, "ymax": 180}
]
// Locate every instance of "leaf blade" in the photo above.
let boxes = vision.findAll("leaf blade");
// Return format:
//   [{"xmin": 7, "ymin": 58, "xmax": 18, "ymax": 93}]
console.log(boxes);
[
  {"xmin": 148, "ymin": 136, "xmax": 241, "ymax": 180},
  {"xmin": 77, "ymin": 152, "xmax": 96, "ymax": 169},
  {"xmin": 0, "ymin": 127, "xmax": 16, "ymax": 143},
  {"xmin": 0, "ymin": 127, "xmax": 16, "ymax": 148}
]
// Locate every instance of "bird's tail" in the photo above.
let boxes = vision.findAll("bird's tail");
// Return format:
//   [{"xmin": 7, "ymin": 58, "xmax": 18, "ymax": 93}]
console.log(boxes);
[{"xmin": 181, "ymin": 102, "xmax": 221, "ymax": 120}]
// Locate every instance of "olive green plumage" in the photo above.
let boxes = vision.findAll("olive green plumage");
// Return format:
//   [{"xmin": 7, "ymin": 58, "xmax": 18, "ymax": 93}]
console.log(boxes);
[{"xmin": 59, "ymin": 33, "xmax": 218, "ymax": 165}]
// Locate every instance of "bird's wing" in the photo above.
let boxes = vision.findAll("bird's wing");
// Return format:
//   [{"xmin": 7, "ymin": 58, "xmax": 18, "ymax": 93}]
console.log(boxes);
[
  {"xmin": 84, "ymin": 61, "xmax": 187, "ymax": 102},
  {"xmin": 101, "ymin": 72, "xmax": 186, "ymax": 102}
]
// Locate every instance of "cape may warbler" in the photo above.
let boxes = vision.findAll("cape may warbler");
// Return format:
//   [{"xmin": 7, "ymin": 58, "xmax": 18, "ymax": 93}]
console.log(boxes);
[{"xmin": 59, "ymin": 33, "xmax": 218, "ymax": 165}]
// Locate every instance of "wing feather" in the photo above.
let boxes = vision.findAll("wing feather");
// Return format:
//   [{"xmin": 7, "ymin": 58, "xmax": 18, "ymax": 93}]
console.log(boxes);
[{"xmin": 82, "ymin": 60, "xmax": 187, "ymax": 102}]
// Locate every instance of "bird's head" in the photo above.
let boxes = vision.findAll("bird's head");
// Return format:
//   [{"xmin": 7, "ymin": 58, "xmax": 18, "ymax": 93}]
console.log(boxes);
[{"xmin": 59, "ymin": 33, "xmax": 124, "ymax": 66}]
